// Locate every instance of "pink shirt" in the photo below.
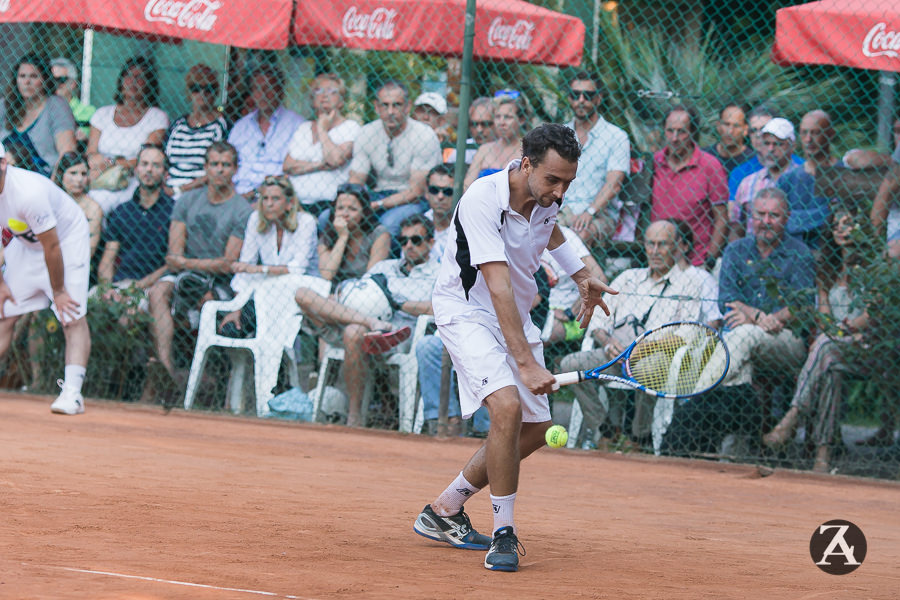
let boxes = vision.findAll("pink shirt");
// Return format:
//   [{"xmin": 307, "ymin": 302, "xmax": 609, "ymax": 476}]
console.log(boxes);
[{"xmin": 650, "ymin": 144, "xmax": 727, "ymax": 265}]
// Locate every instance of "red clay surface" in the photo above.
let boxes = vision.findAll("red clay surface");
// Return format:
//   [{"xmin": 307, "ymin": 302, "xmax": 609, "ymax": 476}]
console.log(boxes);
[{"xmin": 2, "ymin": 392, "xmax": 898, "ymax": 599}]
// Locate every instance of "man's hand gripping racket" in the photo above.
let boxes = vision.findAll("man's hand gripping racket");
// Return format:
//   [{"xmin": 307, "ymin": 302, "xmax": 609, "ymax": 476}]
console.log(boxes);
[{"xmin": 552, "ymin": 321, "xmax": 730, "ymax": 399}]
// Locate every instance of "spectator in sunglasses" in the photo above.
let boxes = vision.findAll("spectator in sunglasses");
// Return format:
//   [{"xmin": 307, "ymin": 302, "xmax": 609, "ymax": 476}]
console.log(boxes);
[
  {"xmin": 50, "ymin": 57, "xmax": 95, "ymax": 146},
  {"xmin": 463, "ymin": 94, "xmax": 528, "ymax": 190},
  {"xmin": 445, "ymin": 97, "xmax": 495, "ymax": 165},
  {"xmin": 558, "ymin": 71, "xmax": 630, "ymax": 253},
  {"xmin": 164, "ymin": 64, "xmax": 228, "ymax": 198},
  {"xmin": 421, "ymin": 163, "xmax": 455, "ymax": 262}
]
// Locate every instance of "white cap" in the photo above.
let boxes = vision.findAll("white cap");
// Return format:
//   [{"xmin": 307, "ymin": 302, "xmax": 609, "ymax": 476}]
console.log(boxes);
[
  {"xmin": 414, "ymin": 92, "xmax": 447, "ymax": 115},
  {"xmin": 760, "ymin": 117, "xmax": 795, "ymax": 142}
]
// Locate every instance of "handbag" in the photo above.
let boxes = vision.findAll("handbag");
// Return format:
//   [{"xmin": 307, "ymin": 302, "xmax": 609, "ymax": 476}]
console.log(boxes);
[{"xmin": 91, "ymin": 163, "xmax": 131, "ymax": 191}]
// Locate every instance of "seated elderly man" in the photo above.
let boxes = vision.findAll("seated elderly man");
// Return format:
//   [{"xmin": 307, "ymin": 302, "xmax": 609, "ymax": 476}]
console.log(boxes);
[
  {"xmin": 675, "ymin": 188, "xmax": 815, "ymax": 455},
  {"xmin": 558, "ymin": 220, "xmax": 721, "ymax": 448},
  {"xmin": 295, "ymin": 214, "xmax": 439, "ymax": 427}
]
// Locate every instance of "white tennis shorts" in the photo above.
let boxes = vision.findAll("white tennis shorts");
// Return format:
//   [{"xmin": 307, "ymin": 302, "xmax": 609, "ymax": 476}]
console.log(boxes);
[
  {"xmin": 438, "ymin": 316, "xmax": 551, "ymax": 423},
  {"xmin": 2, "ymin": 237, "xmax": 90, "ymax": 322}
]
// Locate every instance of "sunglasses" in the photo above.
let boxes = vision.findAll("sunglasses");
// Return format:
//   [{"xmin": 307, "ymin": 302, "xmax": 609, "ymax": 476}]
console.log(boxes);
[
  {"xmin": 427, "ymin": 185, "xmax": 454, "ymax": 197},
  {"xmin": 189, "ymin": 84, "xmax": 217, "ymax": 94},
  {"xmin": 313, "ymin": 88, "xmax": 341, "ymax": 97},
  {"xmin": 397, "ymin": 235, "xmax": 427, "ymax": 246},
  {"xmin": 568, "ymin": 89, "xmax": 599, "ymax": 101},
  {"xmin": 494, "ymin": 89, "xmax": 521, "ymax": 99},
  {"xmin": 471, "ymin": 120, "xmax": 493, "ymax": 128},
  {"xmin": 387, "ymin": 140, "xmax": 394, "ymax": 168}
]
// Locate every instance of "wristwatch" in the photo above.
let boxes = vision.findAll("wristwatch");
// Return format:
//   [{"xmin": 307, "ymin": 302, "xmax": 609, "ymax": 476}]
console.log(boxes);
[
  {"xmin": 586, "ymin": 206, "xmax": 597, "ymax": 217},
  {"xmin": 564, "ymin": 308, "xmax": 576, "ymax": 322}
]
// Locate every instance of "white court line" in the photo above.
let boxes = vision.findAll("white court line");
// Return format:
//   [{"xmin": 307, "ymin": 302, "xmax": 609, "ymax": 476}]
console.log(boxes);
[{"xmin": 38, "ymin": 565, "xmax": 320, "ymax": 599}]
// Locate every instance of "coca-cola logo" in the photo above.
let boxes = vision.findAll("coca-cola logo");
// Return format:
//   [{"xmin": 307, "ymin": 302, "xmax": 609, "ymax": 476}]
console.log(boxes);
[
  {"xmin": 144, "ymin": 0, "xmax": 222, "ymax": 32},
  {"xmin": 0, "ymin": 0, "xmax": 10, "ymax": 12},
  {"xmin": 342, "ymin": 6, "xmax": 398, "ymax": 41},
  {"xmin": 487, "ymin": 17, "xmax": 535, "ymax": 51},
  {"xmin": 863, "ymin": 22, "xmax": 900, "ymax": 59}
]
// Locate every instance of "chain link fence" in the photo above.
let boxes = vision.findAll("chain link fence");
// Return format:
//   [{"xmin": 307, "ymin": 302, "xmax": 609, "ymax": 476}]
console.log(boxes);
[{"xmin": 0, "ymin": 1, "xmax": 898, "ymax": 479}]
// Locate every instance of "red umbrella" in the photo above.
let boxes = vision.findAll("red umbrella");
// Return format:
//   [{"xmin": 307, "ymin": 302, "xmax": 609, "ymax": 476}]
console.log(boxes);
[
  {"xmin": 0, "ymin": 0, "xmax": 293, "ymax": 50},
  {"xmin": 293, "ymin": 0, "xmax": 585, "ymax": 67},
  {"xmin": 772, "ymin": 0, "xmax": 900, "ymax": 71}
]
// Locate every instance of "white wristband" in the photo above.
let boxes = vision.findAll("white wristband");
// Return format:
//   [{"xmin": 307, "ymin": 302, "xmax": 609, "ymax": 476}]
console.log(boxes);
[
  {"xmin": 262, "ymin": 266, "xmax": 270, "ymax": 276},
  {"xmin": 586, "ymin": 206, "xmax": 597, "ymax": 217},
  {"xmin": 548, "ymin": 240, "xmax": 586, "ymax": 278}
]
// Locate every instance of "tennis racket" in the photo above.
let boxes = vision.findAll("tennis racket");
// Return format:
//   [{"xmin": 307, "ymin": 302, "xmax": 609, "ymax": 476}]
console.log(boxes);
[{"xmin": 553, "ymin": 321, "xmax": 730, "ymax": 399}]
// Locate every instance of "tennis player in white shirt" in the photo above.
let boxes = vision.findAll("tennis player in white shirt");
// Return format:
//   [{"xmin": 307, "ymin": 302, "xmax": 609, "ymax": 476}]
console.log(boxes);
[
  {"xmin": 413, "ymin": 124, "xmax": 615, "ymax": 571},
  {"xmin": 0, "ymin": 142, "xmax": 92, "ymax": 415}
]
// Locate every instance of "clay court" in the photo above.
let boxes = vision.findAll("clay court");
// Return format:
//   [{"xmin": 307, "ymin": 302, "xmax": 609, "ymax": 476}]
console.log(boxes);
[{"xmin": 2, "ymin": 392, "xmax": 898, "ymax": 599}]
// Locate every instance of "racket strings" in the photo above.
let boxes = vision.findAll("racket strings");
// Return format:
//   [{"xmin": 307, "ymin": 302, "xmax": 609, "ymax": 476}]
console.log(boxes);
[{"xmin": 627, "ymin": 326, "xmax": 722, "ymax": 395}]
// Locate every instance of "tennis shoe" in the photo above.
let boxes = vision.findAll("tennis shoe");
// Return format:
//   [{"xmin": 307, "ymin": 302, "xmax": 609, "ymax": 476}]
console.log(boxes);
[
  {"xmin": 413, "ymin": 504, "xmax": 491, "ymax": 550},
  {"xmin": 484, "ymin": 526, "xmax": 525, "ymax": 572},
  {"xmin": 51, "ymin": 383, "xmax": 84, "ymax": 415},
  {"xmin": 361, "ymin": 326, "xmax": 411, "ymax": 354}
]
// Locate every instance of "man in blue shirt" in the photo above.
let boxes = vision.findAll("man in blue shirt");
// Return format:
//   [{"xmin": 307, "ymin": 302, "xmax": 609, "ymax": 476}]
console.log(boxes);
[
  {"xmin": 776, "ymin": 110, "xmax": 842, "ymax": 248},
  {"xmin": 728, "ymin": 106, "xmax": 803, "ymax": 205},
  {"xmin": 97, "ymin": 144, "xmax": 174, "ymax": 289}
]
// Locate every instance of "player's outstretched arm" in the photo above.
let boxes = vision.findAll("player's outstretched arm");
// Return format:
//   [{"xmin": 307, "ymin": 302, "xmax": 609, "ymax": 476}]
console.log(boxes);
[{"xmin": 572, "ymin": 273, "xmax": 616, "ymax": 329}]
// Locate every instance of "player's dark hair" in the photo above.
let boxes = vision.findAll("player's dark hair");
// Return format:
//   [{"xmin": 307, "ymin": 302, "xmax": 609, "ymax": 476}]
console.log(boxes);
[{"xmin": 522, "ymin": 123, "xmax": 581, "ymax": 166}]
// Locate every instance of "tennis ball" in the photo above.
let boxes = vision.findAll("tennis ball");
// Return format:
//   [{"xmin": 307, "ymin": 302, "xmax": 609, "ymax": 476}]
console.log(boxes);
[
  {"xmin": 7, "ymin": 218, "xmax": 28, "ymax": 233},
  {"xmin": 545, "ymin": 425, "xmax": 568, "ymax": 448}
]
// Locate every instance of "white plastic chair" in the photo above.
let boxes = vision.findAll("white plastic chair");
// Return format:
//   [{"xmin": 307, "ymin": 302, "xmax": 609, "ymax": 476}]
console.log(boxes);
[
  {"xmin": 311, "ymin": 314, "xmax": 432, "ymax": 432},
  {"xmin": 183, "ymin": 274, "xmax": 331, "ymax": 416}
]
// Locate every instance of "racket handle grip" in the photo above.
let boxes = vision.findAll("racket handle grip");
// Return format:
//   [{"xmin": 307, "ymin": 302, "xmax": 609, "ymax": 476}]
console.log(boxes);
[{"xmin": 553, "ymin": 371, "xmax": 583, "ymax": 389}]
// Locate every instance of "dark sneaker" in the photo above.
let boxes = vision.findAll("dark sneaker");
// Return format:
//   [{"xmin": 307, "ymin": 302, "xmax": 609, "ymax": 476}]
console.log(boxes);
[
  {"xmin": 484, "ymin": 526, "xmax": 525, "ymax": 572},
  {"xmin": 413, "ymin": 504, "xmax": 491, "ymax": 550}
]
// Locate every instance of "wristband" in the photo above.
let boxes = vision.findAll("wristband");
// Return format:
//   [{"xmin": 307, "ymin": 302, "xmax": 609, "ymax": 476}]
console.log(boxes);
[
  {"xmin": 564, "ymin": 308, "xmax": 576, "ymax": 322},
  {"xmin": 262, "ymin": 266, "xmax": 270, "ymax": 276},
  {"xmin": 548, "ymin": 240, "xmax": 586, "ymax": 278}
]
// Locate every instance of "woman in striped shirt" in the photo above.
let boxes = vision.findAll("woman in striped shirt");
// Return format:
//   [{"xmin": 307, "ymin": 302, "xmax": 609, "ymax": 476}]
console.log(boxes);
[{"xmin": 164, "ymin": 64, "xmax": 228, "ymax": 198}]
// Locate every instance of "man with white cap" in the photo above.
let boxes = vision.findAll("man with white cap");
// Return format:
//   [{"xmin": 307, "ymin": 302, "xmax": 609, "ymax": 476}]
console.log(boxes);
[
  {"xmin": 412, "ymin": 92, "xmax": 448, "ymax": 136},
  {"xmin": 50, "ymin": 57, "xmax": 95, "ymax": 144},
  {"xmin": 730, "ymin": 117, "xmax": 797, "ymax": 239},
  {"xmin": 0, "ymin": 142, "xmax": 92, "ymax": 414}
]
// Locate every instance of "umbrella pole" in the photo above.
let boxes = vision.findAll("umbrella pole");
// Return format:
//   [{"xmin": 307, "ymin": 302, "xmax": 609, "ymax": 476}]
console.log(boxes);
[
  {"xmin": 81, "ymin": 28, "xmax": 94, "ymax": 105},
  {"xmin": 451, "ymin": 0, "xmax": 478, "ymax": 202}
]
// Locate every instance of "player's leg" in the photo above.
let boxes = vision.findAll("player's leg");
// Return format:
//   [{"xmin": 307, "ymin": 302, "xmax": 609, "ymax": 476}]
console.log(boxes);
[{"xmin": 49, "ymin": 248, "xmax": 91, "ymax": 415}]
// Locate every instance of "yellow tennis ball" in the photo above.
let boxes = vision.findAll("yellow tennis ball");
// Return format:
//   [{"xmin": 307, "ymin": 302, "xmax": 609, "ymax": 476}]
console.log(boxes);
[
  {"xmin": 7, "ymin": 218, "xmax": 28, "ymax": 233},
  {"xmin": 545, "ymin": 425, "xmax": 568, "ymax": 448}
]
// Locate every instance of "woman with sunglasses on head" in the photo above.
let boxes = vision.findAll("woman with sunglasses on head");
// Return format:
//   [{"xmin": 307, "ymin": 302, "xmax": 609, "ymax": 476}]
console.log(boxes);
[
  {"xmin": 87, "ymin": 56, "xmax": 169, "ymax": 214},
  {"xmin": 164, "ymin": 64, "xmax": 228, "ymax": 199},
  {"xmin": 283, "ymin": 73, "xmax": 361, "ymax": 221},
  {"xmin": 1, "ymin": 54, "xmax": 76, "ymax": 176},
  {"xmin": 220, "ymin": 176, "xmax": 319, "ymax": 336},
  {"xmin": 463, "ymin": 93, "xmax": 528, "ymax": 190}
]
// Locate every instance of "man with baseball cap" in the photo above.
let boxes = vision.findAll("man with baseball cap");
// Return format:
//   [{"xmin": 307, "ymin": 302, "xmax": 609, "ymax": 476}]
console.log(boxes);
[
  {"xmin": 0, "ymin": 142, "xmax": 92, "ymax": 414},
  {"xmin": 50, "ymin": 57, "xmax": 95, "ymax": 144},
  {"xmin": 731, "ymin": 117, "xmax": 797, "ymax": 239},
  {"xmin": 413, "ymin": 92, "xmax": 450, "ymax": 145}
]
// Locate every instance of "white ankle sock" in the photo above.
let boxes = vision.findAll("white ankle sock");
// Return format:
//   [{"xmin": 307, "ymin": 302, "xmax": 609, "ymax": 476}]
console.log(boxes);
[
  {"xmin": 490, "ymin": 492, "xmax": 516, "ymax": 534},
  {"xmin": 433, "ymin": 471, "xmax": 480, "ymax": 517},
  {"xmin": 63, "ymin": 365, "xmax": 86, "ymax": 394}
]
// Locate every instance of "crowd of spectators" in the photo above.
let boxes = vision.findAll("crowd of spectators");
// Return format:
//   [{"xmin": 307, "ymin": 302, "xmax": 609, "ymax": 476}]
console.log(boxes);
[{"xmin": 2, "ymin": 52, "xmax": 898, "ymax": 471}]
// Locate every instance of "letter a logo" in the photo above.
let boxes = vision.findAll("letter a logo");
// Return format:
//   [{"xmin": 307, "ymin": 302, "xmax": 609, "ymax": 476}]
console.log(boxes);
[{"xmin": 809, "ymin": 519, "xmax": 866, "ymax": 575}]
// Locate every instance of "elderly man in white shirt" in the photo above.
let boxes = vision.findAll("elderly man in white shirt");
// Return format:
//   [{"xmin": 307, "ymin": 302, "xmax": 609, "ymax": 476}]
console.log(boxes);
[{"xmin": 559, "ymin": 220, "xmax": 721, "ymax": 447}]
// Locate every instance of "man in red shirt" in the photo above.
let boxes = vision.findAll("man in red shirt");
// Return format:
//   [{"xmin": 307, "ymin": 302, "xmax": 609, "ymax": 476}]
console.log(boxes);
[{"xmin": 650, "ymin": 105, "xmax": 728, "ymax": 269}]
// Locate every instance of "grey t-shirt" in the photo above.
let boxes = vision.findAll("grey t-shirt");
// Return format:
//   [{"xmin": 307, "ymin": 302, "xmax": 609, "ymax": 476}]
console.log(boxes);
[
  {"xmin": 171, "ymin": 187, "xmax": 253, "ymax": 259},
  {"xmin": 1, "ymin": 95, "xmax": 75, "ymax": 169}
]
